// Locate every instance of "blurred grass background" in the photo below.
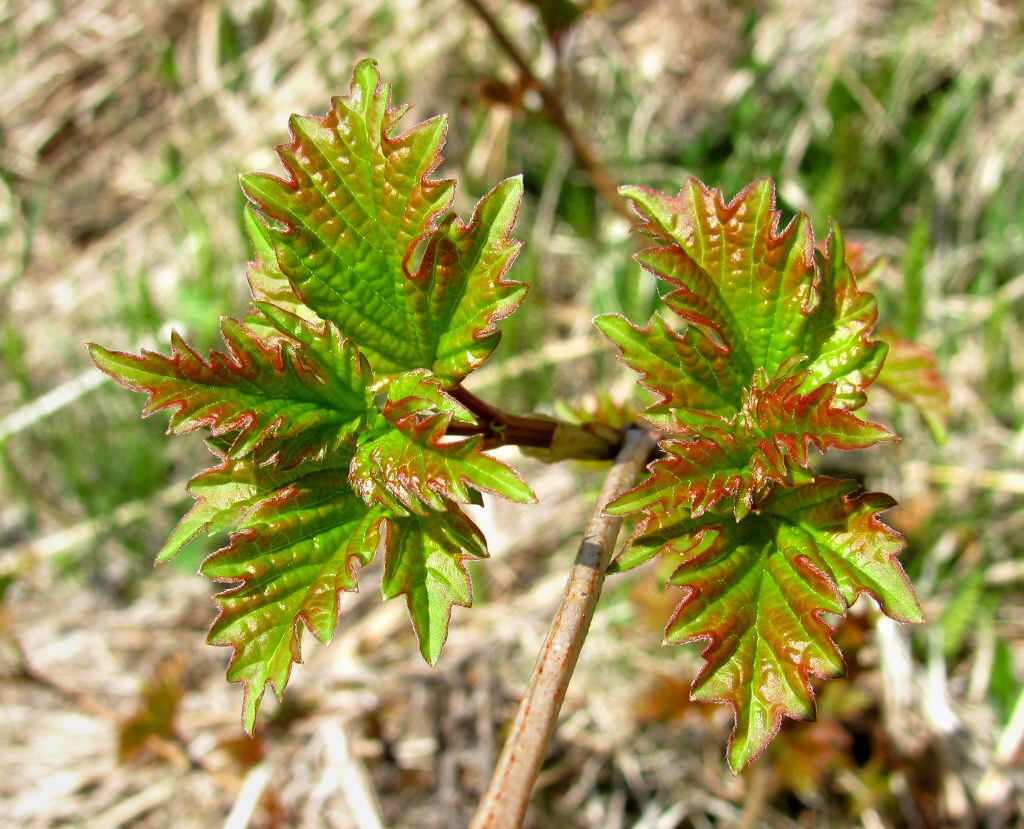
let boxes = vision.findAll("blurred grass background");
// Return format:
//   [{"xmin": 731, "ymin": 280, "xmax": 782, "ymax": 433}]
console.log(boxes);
[{"xmin": 1, "ymin": 1, "xmax": 1023, "ymax": 826}]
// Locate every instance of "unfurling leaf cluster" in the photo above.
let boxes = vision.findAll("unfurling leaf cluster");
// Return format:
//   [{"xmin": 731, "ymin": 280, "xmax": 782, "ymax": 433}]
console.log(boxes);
[
  {"xmin": 596, "ymin": 180, "xmax": 922, "ymax": 771},
  {"xmin": 89, "ymin": 58, "xmax": 927, "ymax": 774},
  {"xmin": 89, "ymin": 60, "xmax": 536, "ymax": 731}
]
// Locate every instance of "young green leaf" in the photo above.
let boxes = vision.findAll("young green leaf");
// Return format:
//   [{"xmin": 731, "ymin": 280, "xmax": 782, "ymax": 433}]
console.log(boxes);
[
  {"xmin": 607, "ymin": 430, "xmax": 761, "ymax": 522},
  {"xmin": 201, "ymin": 469, "xmax": 386, "ymax": 732},
  {"xmin": 592, "ymin": 312, "xmax": 740, "ymax": 433},
  {"xmin": 157, "ymin": 449, "xmax": 349, "ymax": 564},
  {"xmin": 610, "ymin": 478, "xmax": 921, "ymax": 771},
  {"xmin": 350, "ymin": 371, "xmax": 535, "ymax": 516},
  {"xmin": 382, "ymin": 504, "xmax": 488, "ymax": 664},
  {"xmin": 740, "ymin": 366, "xmax": 894, "ymax": 458},
  {"xmin": 875, "ymin": 327, "xmax": 950, "ymax": 443},
  {"xmin": 244, "ymin": 206, "xmax": 327, "ymax": 344},
  {"xmin": 241, "ymin": 59, "xmax": 527, "ymax": 386},
  {"xmin": 90, "ymin": 61, "xmax": 539, "ymax": 731},
  {"xmin": 407, "ymin": 178, "xmax": 529, "ymax": 386},
  {"xmin": 599, "ymin": 178, "xmax": 897, "ymax": 520},
  {"xmin": 596, "ymin": 179, "xmax": 887, "ymax": 433},
  {"xmin": 798, "ymin": 226, "xmax": 889, "ymax": 409},
  {"xmin": 616, "ymin": 179, "xmax": 817, "ymax": 376},
  {"xmin": 608, "ymin": 365, "xmax": 894, "ymax": 521},
  {"xmin": 601, "ymin": 177, "xmax": 923, "ymax": 771},
  {"xmin": 88, "ymin": 316, "xmax": 371, "ymax": 468}
]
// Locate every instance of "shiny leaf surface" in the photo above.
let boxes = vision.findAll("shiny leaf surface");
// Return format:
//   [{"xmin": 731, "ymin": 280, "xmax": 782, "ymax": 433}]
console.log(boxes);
[
  {"xmin": 157, "ymin": 449, "xmax": 349, "ymax": 565},
  {"xmin": 608, "ymin": 365, "xmax": 895, "ymax": 521},
  {"xmin": 597, "ymin": 179, "xmax": 887, "ymax": 432},
  {"xmin": 601, "ymin": 177, "xmax": 923, "ymax": 771},
  {"xmin": 382, "ymin": 505, "xmax": 488, "ymax": 664},
  {"xmin": 241, "ymin": 59, "xmax": 526, "ymax": 386},
  {"xmin": 89, "ymin": 61, "xmax": 538, "ymax": 731},
  {"xmin": 88, "ymin": 317, "xmax": 370, "ymax": 469},
  {"xmin": 201, "ymin": 469, "xmax": 385, "ymax": 732},
  {"xmin": 350, "ymin": 372, "xmax": 535, "ymax": 516},
  {"xmin": 610, "ymin": 478, "xmax": 921, "ymax": 771}
]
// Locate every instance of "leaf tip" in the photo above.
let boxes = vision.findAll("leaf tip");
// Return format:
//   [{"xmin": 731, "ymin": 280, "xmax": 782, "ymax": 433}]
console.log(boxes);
[
  {"xmin": 351, "ymin": 56, "xmax": 383, "ymax": 96},
  {"xmin": 590, "ymin": 312, "xmax": 627, "ymax": 341},
  {"xmin": 153, "ymin": 545, "xmax": 183, "ymax": 567},
  {"xmin": 238, "ymin": 170, "xmax": 265, "ymax": 198},
  {"xmin": 86, "ymin": 342, "xmax": 146, "ymax": 390},
  {"xmin": 723, "ymin": 703, "xmax": 788, "ymax": 775},
  {"xmin": 726, "ymin": 742, "xmax": 757, "ymax": 775},
  {"xmin": 85, "ymin": 341, "xmax": 115, "ymax": 372},
  {"xmin": 420, "ymin": 640, "xmax": 443, "ymax": 667},
  {"xmin": 502, "ymin": 172, "xmax": 525, "ymax": 196},
  {"xmin": 240, "ymin": 683, "xmax": 262, "ymax": 736},
  {"xmin": 902, "ymin": 602, "xmax": 926, "ymax": 626}
]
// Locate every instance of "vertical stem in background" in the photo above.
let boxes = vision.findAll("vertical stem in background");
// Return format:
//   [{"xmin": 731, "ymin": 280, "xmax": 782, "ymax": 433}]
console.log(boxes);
[
  {"xmin": 469, "ymin": 425, "xmax": 656, "ymax": 829},
  {"xmin": 459, "ymin": 0, "xmax": 634, "ymax": 223}
]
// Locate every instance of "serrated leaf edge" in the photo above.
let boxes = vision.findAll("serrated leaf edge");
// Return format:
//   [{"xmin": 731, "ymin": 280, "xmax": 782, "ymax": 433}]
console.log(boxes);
[
  {"xmin": 239, "ymin": 57, "xmax": 455, "ymax": 293},
  {"xmin": 407, "ymin": 175, "xmax": 529, "ymax": 358},
  {"xmin": 625, "ymin": 478, "xmax": 921, "ymax": 770},
  {"xmin": 663, "ymin": 548, "xmax": 847, "ymax": 773},
  {"xmin": 202, "ymin": 496, "xmax": 387, "ymax": 733}
]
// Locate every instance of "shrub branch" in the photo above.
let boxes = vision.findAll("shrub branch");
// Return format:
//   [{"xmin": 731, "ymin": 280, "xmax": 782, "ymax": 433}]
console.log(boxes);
[
  {"xmin": 459, "ymin": 0, "xmax": 632, "ymax": 222},
  {"xmin": 469, "ymin": 424, "xmax": 657, "ymax": 828}
]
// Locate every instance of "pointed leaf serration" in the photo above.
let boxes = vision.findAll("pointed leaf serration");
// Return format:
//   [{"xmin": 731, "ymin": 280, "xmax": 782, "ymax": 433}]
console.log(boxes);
[
  {"xmin": 156, "ymin": 449, "xmax": 350, "ymax": 565},
  {"xmin": 383, "ymin": 505, "xmax": 488, "ymax": 664},
  {"xmin": 244, "ymin": 206, "xmax": 328, "ymax": 344},
  {"xmin": 597, "ymin": 178, "xmax": 896, "ymax": 525},
  {"xmin": 241, "ymin": 58, "xmax": 527, "ymax": 387},
  {"xmin": 89, "ymin": 60, "xmax": 541, "ymax": 731},
  {"xmin": 200, "ymin": 465, "xmax": 386, "ymax": 732},
  {"xmin": 607, "ymin": 365, "xmax": 895, "ymax": 521}
]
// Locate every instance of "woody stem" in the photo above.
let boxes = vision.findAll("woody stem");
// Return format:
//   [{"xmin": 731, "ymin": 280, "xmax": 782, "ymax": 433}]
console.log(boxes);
[{"xmin": 447, "ymin": 385, "xmax": 622, "ymax": 460}]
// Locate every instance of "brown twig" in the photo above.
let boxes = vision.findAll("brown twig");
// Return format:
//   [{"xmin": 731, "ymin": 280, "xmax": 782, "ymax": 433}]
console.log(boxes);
[
  {"xmin": 448, "ymin": 384, "xmax": 622, "ymax": 460},
  {"xmin": 469, "ymin": 424, "xmax": 657, "ymax": 828},
  {"xmin": 460, "ymin": 0, "xmax": 634, "ymax": 223}
]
